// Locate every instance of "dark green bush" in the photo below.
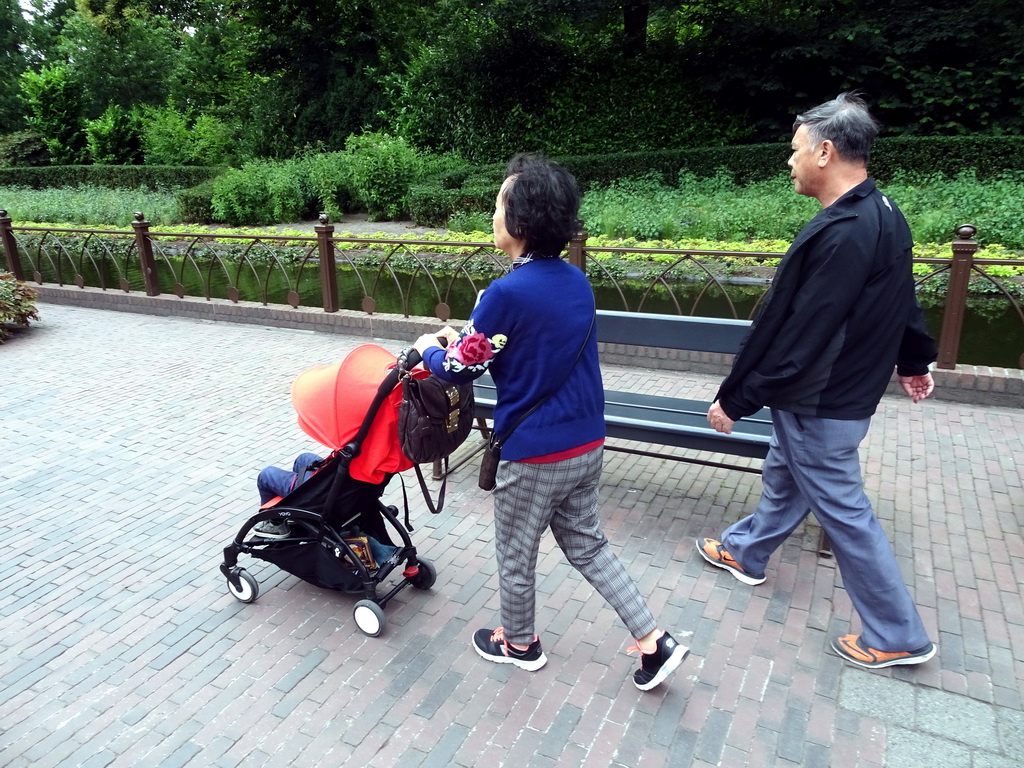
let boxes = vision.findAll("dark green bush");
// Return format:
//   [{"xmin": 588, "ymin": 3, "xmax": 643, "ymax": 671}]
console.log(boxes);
[
  {"xmin": 85, "ymin": 105, "xmax": 144, "ymax": 165},
  {"xmin": 870, "ymin": 136, "xmax": 1024, "ymax": 182},
  {"xmin": 175, "ymin": 180, "xmax": 217, "ymax": 224},
  {"xmin": 0, "ymin": 131, "xmax": 50, "ymax": 168},
  {"xmin": 407, "ymin": 136, "xmax": 1024, "ymax": 228},
  {"xmin": 0, "ymin": 165, "xmax": 225, "ymax": 190}
]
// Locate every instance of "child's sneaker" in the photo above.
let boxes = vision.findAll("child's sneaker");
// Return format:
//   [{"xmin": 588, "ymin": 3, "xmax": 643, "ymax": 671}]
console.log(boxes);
[
  {"xmin": 629, "ymin": 632, "xmax": 689, "ymax": 691},
  {"xmin": 254, "ymin": 519, "xmax": 290, "ymax": 539},
  {"xmin": 472, "ymin": 627, "xmax": 547, "ymax": 671},
  {"xmin": 696, "ymin": 537, "xmax": 766, "ymax": 585},
  {"xmin": 831, "ymin": 634, "xmax": 936, "ymax": 668}
]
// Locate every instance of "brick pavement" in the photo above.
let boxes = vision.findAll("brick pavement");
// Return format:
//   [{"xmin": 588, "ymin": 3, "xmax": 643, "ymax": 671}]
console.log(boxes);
[{"xmin": 1, "ymin": 304, "xmax": 1023, "ymax": 768}]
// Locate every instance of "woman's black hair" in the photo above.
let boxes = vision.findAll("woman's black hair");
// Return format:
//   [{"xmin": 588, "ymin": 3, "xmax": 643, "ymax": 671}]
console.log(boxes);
[{"xmin": 501, "ymin": 152, "xmax": 581, "ymax": 256}]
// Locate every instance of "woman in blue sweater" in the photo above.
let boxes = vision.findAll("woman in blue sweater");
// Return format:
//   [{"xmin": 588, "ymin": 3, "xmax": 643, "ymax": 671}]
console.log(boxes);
[{"xmin": 413, "ymin": 154, "xmax": 687, "ymax": 691}]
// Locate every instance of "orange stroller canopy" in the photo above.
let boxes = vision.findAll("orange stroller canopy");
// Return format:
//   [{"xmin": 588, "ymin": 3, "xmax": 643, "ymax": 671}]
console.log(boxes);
[{"xmin": 291, "ymin": 344, "xmax": 418, "ymax": 484}]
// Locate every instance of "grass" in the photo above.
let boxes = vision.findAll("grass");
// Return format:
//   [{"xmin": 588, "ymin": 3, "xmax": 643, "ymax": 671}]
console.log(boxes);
[
  {"xmin": 0, "ymin": 185, "xmax": 181, "ymax": 227},
  {"xmin": 5, "ymin": 168, "xmax": 1024, "ymax": 253}
]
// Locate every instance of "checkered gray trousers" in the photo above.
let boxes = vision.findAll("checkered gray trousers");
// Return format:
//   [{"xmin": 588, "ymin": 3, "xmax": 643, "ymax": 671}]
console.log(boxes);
[{"xmin": 492, "ymin": 447, "xmax": 657, "ymax": 646}]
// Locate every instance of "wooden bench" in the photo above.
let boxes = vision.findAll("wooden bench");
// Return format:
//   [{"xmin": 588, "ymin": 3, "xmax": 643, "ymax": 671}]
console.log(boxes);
[
  {"xmin": 466, "ymin": 309, "xmax": 832, "ymax": 556},
  {"xmin": 471, "ymin": 310, "xmax": 772, "ymax": 472}
]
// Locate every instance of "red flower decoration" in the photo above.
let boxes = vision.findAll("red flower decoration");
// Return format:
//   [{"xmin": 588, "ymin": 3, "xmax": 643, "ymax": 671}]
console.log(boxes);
[{"xmin": 453, "ymin": 332, "xmax": 494, "ymax": 365}]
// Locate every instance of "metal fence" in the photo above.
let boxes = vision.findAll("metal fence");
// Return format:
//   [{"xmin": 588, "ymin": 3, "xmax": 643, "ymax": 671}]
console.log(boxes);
[{"xmin": 3, "ymin": 211, "xmax": 1023, "ymax": 370}]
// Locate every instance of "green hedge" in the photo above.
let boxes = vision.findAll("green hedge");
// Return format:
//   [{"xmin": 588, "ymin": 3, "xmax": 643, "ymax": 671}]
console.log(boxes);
[
  {"xmin": 0, "ymin": 165, "xmax": 226, "ymax": 190},
  {"xmin": 408, "ymin": 136, "xmax": 1024, "ymax": 226}
]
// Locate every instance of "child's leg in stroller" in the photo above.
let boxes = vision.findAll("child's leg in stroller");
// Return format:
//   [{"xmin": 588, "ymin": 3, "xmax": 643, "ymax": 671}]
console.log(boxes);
[
  {"xmin": 257, "ymin": 466, "xmax": 297, "ymax": 505},
  {"xmin": 291, "ymin": 452, "xmax": 323, "ymax": 478}
]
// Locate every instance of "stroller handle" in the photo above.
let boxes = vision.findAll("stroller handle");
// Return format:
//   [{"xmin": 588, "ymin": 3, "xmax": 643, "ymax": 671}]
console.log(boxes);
[{"xmin": 401, "ymin": 335, "xmax": 449, "ymax": 371}]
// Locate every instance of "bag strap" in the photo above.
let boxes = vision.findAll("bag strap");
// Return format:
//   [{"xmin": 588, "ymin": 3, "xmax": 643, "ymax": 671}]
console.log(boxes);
[
  {"xmin": 411, "ymin": 458, "xmax": 450, "ymax": 515},
  {"xmin": 492, "ymin": 313, "xmax": 596, "ymax": 449}
]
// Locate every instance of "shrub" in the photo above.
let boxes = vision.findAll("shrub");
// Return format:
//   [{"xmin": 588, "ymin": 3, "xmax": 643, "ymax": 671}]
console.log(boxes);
[
  {"xmin": 0, "ymin": 272, "xmax": 39, "ymax": 342},
  {"xmin": 210, "ymin": 160, "xmax": 312, "ymax": 225},
  {"xmin": 0, "ymin": 165, "xmax": 224, "ymax": 190},
  {"xmin": 190, "ymin": 114, "xmax": 234, "ymax": 166},
  {"xmin": 0, "ymin": 131, "xmax": 50, "ymax": 168},
  {"xmin": 175, "ymin": 180, "xmax": 217, "ymax": 224},
  {"xmin": 140, "ymin": 105, "xmax": 192, "ymax": 165},
  {"xmin": 301, "ymin": 150, "xmax": 353, "ymax": 221},
  {"xmin": 20, "ymin": 64, "xmax": 88, "ymax": 165},
  {"xmin": 141, "ymin": 106, "xmax": 235, "ymax": 166},
  {"xmin": 86, "ymin": 105, "xmax": 144, "ymax": 165},
  {"xmin": 345, "ymin": 132, "xmax": 421, "ymax": 220}
]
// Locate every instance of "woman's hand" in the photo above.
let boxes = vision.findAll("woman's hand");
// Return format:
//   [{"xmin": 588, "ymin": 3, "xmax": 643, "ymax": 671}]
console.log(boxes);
[{"xmin": 413, "ymin": 326, "xmax": 458, "ymax": 356}]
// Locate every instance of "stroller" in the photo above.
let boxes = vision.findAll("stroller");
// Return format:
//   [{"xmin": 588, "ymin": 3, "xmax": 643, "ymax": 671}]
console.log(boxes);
[{"xmin": 220, "ymin": 344, "xmax": 437, "ymax": 637}]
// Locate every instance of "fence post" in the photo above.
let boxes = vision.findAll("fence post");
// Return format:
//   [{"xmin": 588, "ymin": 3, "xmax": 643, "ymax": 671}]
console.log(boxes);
[
  {"xmin": 935, "ymin": 223, "xmax": 977, "ymax": 370},
  {"xmin": 132, "ymin": 212, "xmax": 160, "ymax": 297},
  {"xmin": 316, "ymin": 213, "xmax": 338, "ymax": 313},
  {"xmin": 567, "ymin": 228, "xmax": 587, "ymax": 274},
  {"xmin": 0, "ymin": 211, "xmax": 25, "ymax": 281}
]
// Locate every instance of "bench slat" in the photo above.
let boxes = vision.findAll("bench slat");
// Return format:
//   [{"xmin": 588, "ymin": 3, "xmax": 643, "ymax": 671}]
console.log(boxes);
[{"xmin": 597, "ymin": 310, "xmax": 752, "ymax": 355}]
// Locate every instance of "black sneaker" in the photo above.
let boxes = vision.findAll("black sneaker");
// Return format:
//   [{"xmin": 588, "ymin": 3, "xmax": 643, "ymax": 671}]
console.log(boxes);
[
  {"xmin": 472, "ymin": 627, "xmax": 547, "ymax": 671},
  {"xmin": 631, "ymin": 632, "xmax": 689, "ymax": 691}
]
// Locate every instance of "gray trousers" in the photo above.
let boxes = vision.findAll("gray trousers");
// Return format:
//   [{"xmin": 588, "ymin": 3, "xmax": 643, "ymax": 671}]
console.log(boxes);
[
  {"xmin": 492, "ymin": 446, "xmax": 657, "ymax": 646},
  {"xmin": 722, "ymin": 410, "xmax": 930, "ymax": 652}
]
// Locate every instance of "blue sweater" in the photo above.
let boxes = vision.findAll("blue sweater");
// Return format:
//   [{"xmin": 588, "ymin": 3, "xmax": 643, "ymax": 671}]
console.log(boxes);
[{"xmin": 421, "ymin": 257, "xmax": 605, "ymax": 461}]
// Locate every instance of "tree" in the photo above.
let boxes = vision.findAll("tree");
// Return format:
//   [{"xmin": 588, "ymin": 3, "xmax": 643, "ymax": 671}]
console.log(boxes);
[
  {"xmin": 0, "ymin": 0, "xmax": 30, "ymax": 132},
  {"xmin": 20, "ymin": 64, "xmax": 88, "ymax": 164},
  {"xmin": 226, "ymin": 0, "xmax": 434, "ymax": 153},
  {"xmin": 56, "ymin": 9, "xmax": 179, "ymax": 119}
]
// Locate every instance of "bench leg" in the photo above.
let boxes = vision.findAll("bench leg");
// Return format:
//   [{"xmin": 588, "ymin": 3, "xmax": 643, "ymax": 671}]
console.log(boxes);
[{"xmin": 817, "ymin": 529, "xmax": 833, "ymax": 558}]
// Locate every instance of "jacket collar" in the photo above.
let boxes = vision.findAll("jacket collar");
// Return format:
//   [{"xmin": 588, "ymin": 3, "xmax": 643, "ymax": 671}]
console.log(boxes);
[{"xmin": 789, "ymin": 177, "xmax": 876, "ymax": 253}]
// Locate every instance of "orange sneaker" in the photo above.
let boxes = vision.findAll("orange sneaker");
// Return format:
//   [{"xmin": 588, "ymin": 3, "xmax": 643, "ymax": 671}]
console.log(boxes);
[
  {"xmin": 831, "ymin": 634, "xmax": 936, "ymax": 668},
  {"xmin": 696, "ymin": 537, "xmax": 766, "ymax": 585}
]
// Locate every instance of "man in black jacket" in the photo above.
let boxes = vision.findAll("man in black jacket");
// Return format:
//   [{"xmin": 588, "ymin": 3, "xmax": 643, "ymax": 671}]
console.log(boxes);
[{"xmin": 697, "ymin": 92, "xmax": 938, "ymax": 669}]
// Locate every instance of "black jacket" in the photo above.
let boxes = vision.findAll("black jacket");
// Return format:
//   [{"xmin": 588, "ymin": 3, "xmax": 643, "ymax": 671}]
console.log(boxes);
[{"xmin": 717, "ymin": 178, "xmax": 937, "ymax": 421}]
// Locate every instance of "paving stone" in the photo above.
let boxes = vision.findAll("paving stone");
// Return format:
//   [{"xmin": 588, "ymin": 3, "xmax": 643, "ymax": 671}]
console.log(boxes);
[{"xmin": 2, "ymin": 303, "xmax": 1023, "ymax": 768}]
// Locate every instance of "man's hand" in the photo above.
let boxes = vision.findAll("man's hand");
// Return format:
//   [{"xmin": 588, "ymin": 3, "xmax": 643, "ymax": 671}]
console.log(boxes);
[
  {"xmin": 707, "ymin": 400, "xmax": 735, "ymax": 434},
  {"xmin": 898, "ymin": 372, "xmax": 934, "ymax": 404}
]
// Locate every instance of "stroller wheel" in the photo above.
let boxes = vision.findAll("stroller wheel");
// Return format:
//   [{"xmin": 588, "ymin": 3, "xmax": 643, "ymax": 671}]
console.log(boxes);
[
  {"xmin": 353, "ymin": 600, "xmax": 386, "ymax": 637},
  {"xmin": 227, "ymin": 569, "xmax": 259, "ymax": 603},
  {"xmin": 409, "ymin": 557, "xmax": 437, "ymax": 590}
]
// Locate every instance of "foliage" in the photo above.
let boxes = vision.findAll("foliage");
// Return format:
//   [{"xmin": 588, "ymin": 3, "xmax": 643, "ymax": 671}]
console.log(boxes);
[
  {"xmin": 0, "ymin": 164, "xmax": 223, "ymax": 190},
  {"xmin": 210, "ymin": 160, "xmax": 311, "ymax": 226},
  {"xmin": 0, "ymin": 131, "xmax": 50, "ymax": 168},
  {"xmin": 0, "ymin": 184, "xmax": 181, "ymax": 226},
  {"xmin": 54, "ymin": 9, "xmax": 178, "ymax": 119},
  {"xmin": 85, "ymin": 104, "xmax": 144, "ymax": 165},
  {"xmin": 344, "ymin": 132, "xmax": 423, "ymax": 220},
  {"xmin": 226, "ymin": 0, "xmax": 431, "ymax": 154},
  {"xmin": 19, "ymin": 64, "xmax": 88, "ymax": 165},
  {"xmin": 679, "ymin": 0, "xmax": 1024, "ymax": 143},
  {"xmin": 139, "ymin": 105, "xmax": 234, "ymax": 166},
  {"xmin": 0, "ymin": 272, "xmax": 40, "ymax": 342},
  {"xmin": 0, "ymin": 0, "xmax": 30, "ymax": 133},
  {"xmin": 300, "ymin": 150, "xmax": 352, "ymax": 222}
]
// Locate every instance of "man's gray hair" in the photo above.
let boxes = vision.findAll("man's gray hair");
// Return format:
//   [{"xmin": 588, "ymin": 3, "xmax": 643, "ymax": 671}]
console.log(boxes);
[{"xmin": 793, "ymin": 92, "xmax": 881, "ymax": 164}]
